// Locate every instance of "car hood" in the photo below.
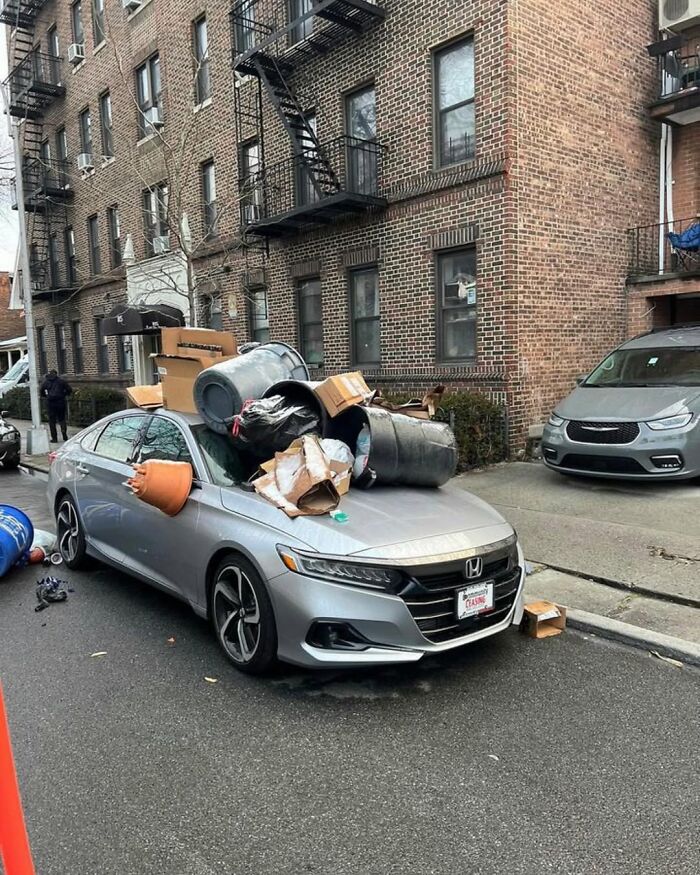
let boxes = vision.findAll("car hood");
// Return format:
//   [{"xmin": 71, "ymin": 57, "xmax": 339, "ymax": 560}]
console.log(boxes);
[
  {"xmin": 556, "ymin": 385, "xmax": 700, "ymax": 421},
  {"xmin": 220, "ymin": 482, "xmax": 513, "ymax": 564}
]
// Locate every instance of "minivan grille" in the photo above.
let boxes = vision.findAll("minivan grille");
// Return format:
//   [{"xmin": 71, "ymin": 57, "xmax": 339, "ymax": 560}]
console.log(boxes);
[
  {"xmin": 566, "ymin": 420, "xmax": 640, "ymax": 444},
  {"xmin": 401, "ymin": 560, "xmax": 521, "ymax": 644}
]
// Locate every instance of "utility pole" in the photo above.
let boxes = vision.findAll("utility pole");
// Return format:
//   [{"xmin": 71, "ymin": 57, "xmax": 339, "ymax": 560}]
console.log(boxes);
[{"xmin": 1, "ymin": 82, "xmax": 49, "ymax": 454}]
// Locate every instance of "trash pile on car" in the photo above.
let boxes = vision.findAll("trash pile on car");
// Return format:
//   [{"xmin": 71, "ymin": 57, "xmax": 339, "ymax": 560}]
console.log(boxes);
[{"xmin": 126, "ymin": 327, "xmax": 458, "ymax": 519}]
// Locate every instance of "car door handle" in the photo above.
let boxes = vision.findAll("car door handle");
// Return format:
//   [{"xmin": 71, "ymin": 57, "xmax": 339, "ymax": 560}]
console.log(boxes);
[
  {"xmin": 121, "ymin": 481, "xmax": 133, "ymax": 490},
  {"xmin": 76, "ymin": 463, "xmax": 89, "ymax": 474}
]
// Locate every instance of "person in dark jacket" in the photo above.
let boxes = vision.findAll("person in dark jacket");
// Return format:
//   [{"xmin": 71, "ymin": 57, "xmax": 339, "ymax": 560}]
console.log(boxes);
[{"xmin": 41, "ymin": 370, "xmax": 72, "ymax": 442}]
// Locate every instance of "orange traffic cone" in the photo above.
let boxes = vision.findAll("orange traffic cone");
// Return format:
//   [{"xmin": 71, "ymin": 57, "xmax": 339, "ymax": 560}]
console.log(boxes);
[
  {"xmin": 127, "ymin": 459, "xmax": 193, "ymax": 517},
  {"xmin": 0, "ymin": 683, "xmax": 36, "ymax": 875}
]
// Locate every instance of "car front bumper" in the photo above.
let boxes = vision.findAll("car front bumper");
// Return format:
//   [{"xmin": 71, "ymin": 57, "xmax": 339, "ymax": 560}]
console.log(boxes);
[
  {"xmin": 0, "ymin": 438, "xmax": 20, "ymax": 465},
  {"xmin": 268, "ymin": 545, "xmax": 526, "ymax": 668},
  {"xmin": 541, "ymin": 420, "xmax": 700, "ymax": 480}
]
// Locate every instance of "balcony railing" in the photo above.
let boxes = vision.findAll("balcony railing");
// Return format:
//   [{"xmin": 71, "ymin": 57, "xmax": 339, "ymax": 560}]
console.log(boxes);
[
  {"xmin": 648, "ymin": 37, "xmax": 700, "ymax": 125},
  {"xmin": 240, "ymin": 135, "xmax": 386, "ymax": 236},
  {"xmin": 5, "ymin": 51, "xmax": 64, "ymax": 119},
  {"xmin": 0, "ymin": 0, "xmax": 49, "ymax": 28},
  {"xmin": 628, "ymin": 218, "xmax": 700, "ymax": 281}
]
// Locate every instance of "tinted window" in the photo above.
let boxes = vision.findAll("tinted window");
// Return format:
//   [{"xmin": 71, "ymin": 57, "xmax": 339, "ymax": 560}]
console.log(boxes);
[
  {"xmin": 137, "ymin": 417, "xmax": 193, "ymax": 465},
  {"xmin": 94, "ymin": 416, "xmax": 146, "ymax": 463},
  {"xmin": 586, "ymin": 347, "xmax": 700, "ymax": 388},
  {"xmin": 193, "ymin": 425, "xmax": 248, "ymax": 486}
]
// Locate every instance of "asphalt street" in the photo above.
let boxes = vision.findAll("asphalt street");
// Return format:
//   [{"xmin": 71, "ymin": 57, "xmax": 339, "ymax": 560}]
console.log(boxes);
[{"xmin": 1, "ymin": 471, "xmax": 699, "ymax": 875}]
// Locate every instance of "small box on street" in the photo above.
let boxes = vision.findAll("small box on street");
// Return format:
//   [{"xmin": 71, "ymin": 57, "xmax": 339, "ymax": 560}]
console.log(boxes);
[
  {"xmin": 521, "ymin": 600, "xmax": 567, "ymax": 639},
  {"xmin": 315, "ymin": 371, "xmax": 371, "ymax": 417}
]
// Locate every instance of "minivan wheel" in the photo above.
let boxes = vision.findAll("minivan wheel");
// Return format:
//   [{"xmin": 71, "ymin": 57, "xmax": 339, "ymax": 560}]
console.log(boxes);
[
  {"xmin": 56, "ymin": 495, "xmax": 89, "ymax": 569},
  {"xmin": 211, "ymin": 555, "xmax": 278, "ymax": 675}
]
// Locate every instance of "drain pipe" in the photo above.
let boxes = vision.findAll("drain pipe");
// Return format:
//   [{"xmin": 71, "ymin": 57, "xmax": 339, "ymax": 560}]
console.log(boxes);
[
  {"xmin": 658, "ymin": 123, "xmax": 667, "ymax": 274},
  {"xmin": 665, "ymin": 125, "xmax": 674, "ymax": 233}
]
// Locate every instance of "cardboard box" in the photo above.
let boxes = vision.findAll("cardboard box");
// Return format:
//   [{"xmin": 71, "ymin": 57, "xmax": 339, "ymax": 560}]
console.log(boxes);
[
  {"xmin": 155, "ymin": 327, "xmax": 238, "ymax": 414},
  {"xmin": 127, "ymin": 384, "xmax": 163, "ymax": 410},
  {"xmin": 521, "ymin": 601, "xmax": 567, "ymax": 639},
  {"xmin": 315, "ymin": 372, "xmax": 371, "ymax": 418}
]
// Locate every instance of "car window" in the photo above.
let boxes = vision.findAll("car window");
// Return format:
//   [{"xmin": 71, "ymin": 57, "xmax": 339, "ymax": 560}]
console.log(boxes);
[
  {"xmin": 586, "ymin": 346, "xmax": 700, "ymax": 387},
  {"xmin": 192, "ymin": 425, "xmax": 249, "ymax": 486},
  {"xmin": 136, "ymin": 417, "xmax": 194, "ymax": 466},
  {"xmin": 93, "ymin": 416, "xmax": 147, "ymax": 463},
  {"xmin": 80, "ymin": 424, "xmax": 104, "ymax": 452}
]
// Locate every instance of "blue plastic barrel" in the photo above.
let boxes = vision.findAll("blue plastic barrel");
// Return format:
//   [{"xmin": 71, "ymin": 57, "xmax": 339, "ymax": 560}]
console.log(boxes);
[{"xmin": 0, "ymin": 504, "xmax": 34, "ymax": 578}]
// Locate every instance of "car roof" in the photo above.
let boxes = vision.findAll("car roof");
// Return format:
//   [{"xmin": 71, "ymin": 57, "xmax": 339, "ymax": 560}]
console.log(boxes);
[
  {"xmin": 151, "ymin": 407, "xmax": 205, "ymax": 427},
  {"xmin": 622, "ymin": 325, "xmax": 700, "ymax": 350}
]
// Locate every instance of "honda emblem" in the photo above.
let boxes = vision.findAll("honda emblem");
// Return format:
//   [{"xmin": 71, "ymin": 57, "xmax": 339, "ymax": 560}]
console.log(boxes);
[{"xmin": 465, "ymin": 557, "xmax": 483, "ymax": 580}]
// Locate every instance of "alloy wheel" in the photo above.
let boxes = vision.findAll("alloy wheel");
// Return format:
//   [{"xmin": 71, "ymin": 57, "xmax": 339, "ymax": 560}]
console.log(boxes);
[
  {"xmin": 213, "ymin": 565, "xmax": 262, "ymax": 664},
  {"xmin": 57, "ymin": 499, "xmax": 80, "ymax": 564}
]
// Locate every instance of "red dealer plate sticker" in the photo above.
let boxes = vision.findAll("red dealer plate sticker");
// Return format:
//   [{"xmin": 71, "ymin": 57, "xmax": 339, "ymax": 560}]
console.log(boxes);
[{"xmin": 456, "ymin": 582, "xmax": 494, "ymax": 620}]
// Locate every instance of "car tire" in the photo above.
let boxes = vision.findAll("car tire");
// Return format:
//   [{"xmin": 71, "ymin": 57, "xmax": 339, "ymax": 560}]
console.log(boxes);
[
  {"xmin": 55, "ymin": 494, "xmax": 89, "ymax": 570},
  {"xmin": 2, "ymin": 454, "xmax": 20, "ymax": 469},
  {"xmin": 210, "ymin": 554, "xmax": 278, "ymax": 675}
]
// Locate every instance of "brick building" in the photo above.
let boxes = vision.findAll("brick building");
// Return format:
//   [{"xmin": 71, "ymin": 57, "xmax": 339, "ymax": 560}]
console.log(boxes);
[{"xmin": 2, "ymin": 0, "xmax": 678, "ymax": 446}]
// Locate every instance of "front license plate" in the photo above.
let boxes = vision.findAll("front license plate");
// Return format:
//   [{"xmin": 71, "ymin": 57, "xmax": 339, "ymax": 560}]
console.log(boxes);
[{"xmin": 456, "ymin": 581, "xmax": 494, "ymax": 620}]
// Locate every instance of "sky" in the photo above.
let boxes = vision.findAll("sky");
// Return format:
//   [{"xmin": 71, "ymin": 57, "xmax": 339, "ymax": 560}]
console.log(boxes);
[{"xmin": 0, "ymin": 36, "xmax": 19, "ymax": 274}]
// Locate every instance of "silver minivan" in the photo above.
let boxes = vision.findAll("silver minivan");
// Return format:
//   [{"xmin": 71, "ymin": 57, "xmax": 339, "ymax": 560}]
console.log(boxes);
[{"xmin": 542, "ymin": 326, "xmax": 700, "ymax": 480}]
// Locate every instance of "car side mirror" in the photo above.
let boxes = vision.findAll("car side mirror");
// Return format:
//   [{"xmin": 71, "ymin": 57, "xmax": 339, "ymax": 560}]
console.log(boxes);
[{"xmin": 575, "ymin": 375, "xmax": 587, "ymax": 386}]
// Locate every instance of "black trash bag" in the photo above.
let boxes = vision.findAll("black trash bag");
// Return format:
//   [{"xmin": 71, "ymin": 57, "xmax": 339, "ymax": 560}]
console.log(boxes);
[{"xmin": 231, "ymin": 395, "xmax": 321, "ymax": 456}]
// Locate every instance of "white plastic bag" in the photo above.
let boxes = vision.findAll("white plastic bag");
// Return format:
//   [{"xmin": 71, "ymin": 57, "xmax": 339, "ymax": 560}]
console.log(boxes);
[{"xmin": 352, "ymin": 425, "xmax": 371, "ymax": 480}]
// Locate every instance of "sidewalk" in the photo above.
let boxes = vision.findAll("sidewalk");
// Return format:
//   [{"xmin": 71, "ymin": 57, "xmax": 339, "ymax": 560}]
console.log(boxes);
[{"xmin": 11, "ymin": 418, "xmax": 80, "ymax": 474}]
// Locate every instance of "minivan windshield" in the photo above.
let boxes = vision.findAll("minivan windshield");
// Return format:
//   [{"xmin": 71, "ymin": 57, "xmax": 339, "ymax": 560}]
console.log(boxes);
[{"xmin": 585, "ymin": 347, "xmax": 700, "ymax": 388}]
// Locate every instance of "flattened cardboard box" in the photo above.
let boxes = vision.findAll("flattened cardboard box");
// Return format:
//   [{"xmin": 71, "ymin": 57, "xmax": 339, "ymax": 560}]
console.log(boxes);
[
  {"xmin": 521, "ymin": 600, "xmax": 567, "ymax": 639},
  {"xmin": 315, "ymin": 372, "xmax": 371, "ymax": 418},
  {"xmin": 127, "ymin": 384, "xmax": 163, "ymax": 410}
]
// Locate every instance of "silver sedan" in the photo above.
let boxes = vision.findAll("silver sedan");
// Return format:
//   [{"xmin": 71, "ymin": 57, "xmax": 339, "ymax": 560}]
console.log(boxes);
[{"xmin": 48, "ymin": 408, "xmax": 525, "ymax": 673}]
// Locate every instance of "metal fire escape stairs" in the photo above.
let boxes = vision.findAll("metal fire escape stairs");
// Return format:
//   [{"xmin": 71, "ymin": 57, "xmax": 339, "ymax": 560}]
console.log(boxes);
[{"xmin": 1, "ymin": 0, "xmax": 71, "ymax": 299}]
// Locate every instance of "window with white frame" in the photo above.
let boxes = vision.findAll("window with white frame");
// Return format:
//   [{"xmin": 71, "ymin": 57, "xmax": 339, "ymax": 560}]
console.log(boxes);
[{"xmin": 142, "ymin": 182, "xmax": 169, "ymax": 256}]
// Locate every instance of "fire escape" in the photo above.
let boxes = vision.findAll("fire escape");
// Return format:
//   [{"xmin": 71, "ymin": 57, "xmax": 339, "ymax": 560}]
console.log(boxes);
[
  {"xmin": 230, "ymin": 0, "xmax": 387, "ymax": 246},
  {"xmin": 1, "ymin": 0, "xmax": 74, "ymax": 301}
]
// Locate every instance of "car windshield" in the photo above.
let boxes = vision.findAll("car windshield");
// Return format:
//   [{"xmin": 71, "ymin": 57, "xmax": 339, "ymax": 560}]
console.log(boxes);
[
  {"xmin": 0, "ymin": 359, "xmax": 26, "ymax": 383},
  {"xmin": 585, "ymin": 347, "xmax": 700, "ymax": 388},
  {"xmin": 191, "ymin": 425, "xmax": 250, "ymax": 487}
]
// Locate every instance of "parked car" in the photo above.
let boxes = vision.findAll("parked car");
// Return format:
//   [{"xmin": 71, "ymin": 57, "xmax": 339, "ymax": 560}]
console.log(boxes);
[
  {"xmin": 47, "ymin": 408, "xmax": 525, "ymax": 674},
  {"xmin": 542, "ymin": 326, "xmax": 700, "ymax": 480},
  {"xmin": 0, "ymin": 409, "xmax": 21, "ymax": 469}
]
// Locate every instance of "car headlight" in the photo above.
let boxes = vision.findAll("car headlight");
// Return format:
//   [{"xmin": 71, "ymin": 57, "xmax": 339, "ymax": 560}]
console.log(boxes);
[
  {"xmin": 1, "ymin": 430, "xmax": 17, "ymax": 442},
  {"xmin": 277, "ymin": 547, "xmax": 402, "ymax": 590},
  {"xmin": 646, "ymin": 413, "xmax": 693, "ymax": 431},
  {"xmin": 547, "ymin": 413, "xmax": 565, "ymax": 427}
]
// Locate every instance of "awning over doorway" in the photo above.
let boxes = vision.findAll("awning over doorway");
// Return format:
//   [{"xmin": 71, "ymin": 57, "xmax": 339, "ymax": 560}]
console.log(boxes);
[{"xmin": 101, "ymin": 304, "xmax": 184, "ymax": 336}]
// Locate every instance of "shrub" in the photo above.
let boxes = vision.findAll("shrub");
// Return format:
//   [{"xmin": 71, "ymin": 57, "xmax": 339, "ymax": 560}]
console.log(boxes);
[
  {"xmin": 1, "ymin": 386, "xmax": 35, "ymax": 421},
  {"xmin": 1, "ymin": 384, "xmax": 126, "ymax": 428}
]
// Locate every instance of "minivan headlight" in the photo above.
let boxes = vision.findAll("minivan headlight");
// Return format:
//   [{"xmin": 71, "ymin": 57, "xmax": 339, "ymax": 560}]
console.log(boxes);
[
  {"xmin": 547, "ymin": 413, "xmax": 565, "ymax": 427},
  {"xmin": 277, "ymin": 547, "xmax": 402, "ymax": 590},
  {"xmin": 646, "ymin": 413, "xmax": 693, "ymax": 431}
]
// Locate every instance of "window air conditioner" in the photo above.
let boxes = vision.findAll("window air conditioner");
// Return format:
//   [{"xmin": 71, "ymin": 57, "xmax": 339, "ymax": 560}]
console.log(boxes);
[
  {"xmin": 122, "ymin": 0, "xmax": 141, "ymax": 11},
  {"xmin": 153, "ymin": 235, "xmax": 170, "ymax": 254},
  {"xmin": 660, "ymin": 0, "xmax": 700, "ymax": 30},
  {"xmin": 67, "ymin": 43, "xmax": 85, "ymax": 65},
  {"xmin": 77, "ymin": 152, "xmax": 94, "ymax": 172},
  {"xmin": 243, "ymin": 203, "xmax": 261, "ymax": 224},
  {"xmin": 144, "ymin": 106, "xmax": 164, "ymax": 128}
]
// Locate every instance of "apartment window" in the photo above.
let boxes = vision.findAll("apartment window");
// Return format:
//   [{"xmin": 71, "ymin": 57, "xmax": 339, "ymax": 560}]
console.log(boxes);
[
  {"xmin": 289, "ymin": 0, "xmax": 313, "ymax": 45},
  {"xmin": 142, "ymin": 182, "xmax": 169, "ymax": 256},
  {"xmin": 79, "ymin": 107, "xmax": 92, "ymax": 156},
  {"xmin": 117, "ymin": 336, "xmax": 133, "ymax": 373},
  {"xmin": 55, "ymin": 324, "xmax": 67, "ymax": 373},
  {"xmin": 434, "ymin": 37, "xmax": 475, "ymax": 167},
  {"xmin": 193, "ymin": 15, "xmax": 211, "ymax": 105},
  {"xmin": 297, "ymin": 278, "xmax": 323, "ymax": 367},
  {"xmin": 92, "ymin": 0, "xmax": 105, "ymax": 46},
  {"xmin": 95, "ymin": 318, "xmax": 109, "ymax": 373},
  {"xmin": 87, "ymin": 214, "xmax": 101, "ymax": 275},
  {"xmin": 296, "ymin": 112, "xmax": 318, "ymax": 206},
  {"xmin": 48, "ymin": 234, "xmax": 60, "ymax": 288},
  {"xmin": 437, "ymin": 248, "xmax": 477, "ymax": 361},
  {"xmin": 240, "ymin": 139, "xmax": 262, "ymax": 222},
  {"xmin": 136, "ymin": 54, "xmax": 162, "ymax": 138},
  {"xmin": 235, "ymin": 0, "xmax": 256, "ymax": 54},
  {"xmin": 64, "ymin": 227, "xmax": 77, "ymax": 285},
  {"xmin": 39, "ymin": 139, "xmax": 51, "ymax": 164},
  {"xmin": 71, "ymin": 320, "xmax": 84, "ymax": 374},
  {"xmin": 48, "ymin": 25, "xmax": 60, "ymax": 58},
  {"xmin": 249, "ymin": 289, "xmax": 270, "ymax": 344},
  {"xmin": 56, "ymin": 127, "xmax": 68, "ymax": 163},
  {"xmin": 350, "ymin": 267, "xmax": 380, "ymax": 366},
  {"xmin": 107, "ymin": 205, "xmax": 121, "ymax": 268},
  {"xmin": 36, "ymin": 326, "xmax": 47, "ymax": 375},
  {"xmin": 99, "ymin": 91, "xmax": 113, "ymax": 158},
  {"xmin": 71, "ymin": 1, "xmax": 84, "ymax": 46},
  {"xmin": 346, "ymin": 85, "xmax": 377, "ymax": 194},
  {"xmin": 201, "ymin": 160, "xmax": 217, "ymax": 237}
]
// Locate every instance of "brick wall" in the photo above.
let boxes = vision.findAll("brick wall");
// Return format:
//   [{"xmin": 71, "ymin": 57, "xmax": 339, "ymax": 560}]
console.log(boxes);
[{"xmin": 0, "ymin": 272, "xmax": 25, "ymax": 341}]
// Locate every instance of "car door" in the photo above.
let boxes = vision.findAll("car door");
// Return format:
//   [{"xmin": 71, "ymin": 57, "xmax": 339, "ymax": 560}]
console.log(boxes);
[
  {"xmin": 74, "ymin": 413, "xmax": 149, "ymax": 564},
  {"xmin": 127, "ymin": 414, "xmax": 206, "ymax": 595}
]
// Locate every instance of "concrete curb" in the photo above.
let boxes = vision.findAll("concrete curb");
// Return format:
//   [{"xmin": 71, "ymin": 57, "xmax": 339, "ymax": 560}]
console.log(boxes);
[{"xmin": 567, "ymin": 607, "xmax": 700, "ymax": 669}]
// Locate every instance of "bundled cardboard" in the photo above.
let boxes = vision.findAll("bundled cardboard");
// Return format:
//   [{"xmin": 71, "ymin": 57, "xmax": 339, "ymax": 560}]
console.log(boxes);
[
  {"xmin": 315, "ymin": 371, "xmax": 372, "ymax": 418},
  {"xmin": 154, "ymin": 327, "xmax": 237, "ymax": 413},
  {"xmin": 127, "ymin": 384, "xmax": 163, "ymax": 410},
  {"xmin": 521, "ymin": 601, "xmax": 567, "ymax": 639},
  {"xmin": 253, "ymin": 435, "xmax": 351, "ymax": 518},
  {"xmin": 370, "ymin": 385, "xmax": 446, "ymax": 420}
]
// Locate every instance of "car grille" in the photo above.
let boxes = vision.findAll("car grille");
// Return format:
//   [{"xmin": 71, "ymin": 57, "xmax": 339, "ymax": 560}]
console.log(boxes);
[
  {"xmin": 566, "ymin": 420, "xmax": 640, "ymax": 444},
  {"xmin": 399, "ymin": 555, "xmax": 521, "ymax": 645},
  {"xmin": 560, "ymin": 454, "xmax": 647, "ymax": 474}
]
